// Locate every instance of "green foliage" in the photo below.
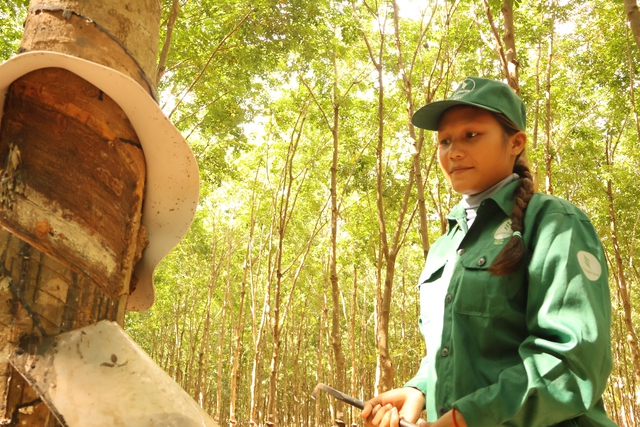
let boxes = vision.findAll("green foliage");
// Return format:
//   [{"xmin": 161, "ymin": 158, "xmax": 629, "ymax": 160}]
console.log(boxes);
[{"xmin": 0, "ymin": 1, "xmax": 27, "ymax": 60}]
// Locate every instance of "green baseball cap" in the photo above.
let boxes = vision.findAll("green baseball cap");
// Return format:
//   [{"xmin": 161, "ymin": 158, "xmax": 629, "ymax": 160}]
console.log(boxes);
[{"xmin": 412, "ymin": 77, "xmax": 526, "ymax": 131}]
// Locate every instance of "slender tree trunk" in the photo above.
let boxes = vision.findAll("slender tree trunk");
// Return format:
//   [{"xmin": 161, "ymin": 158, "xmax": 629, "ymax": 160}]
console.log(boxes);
[
  {"xmin": 400, "ymin": 262, "xmax": 407, "ymax": 382},
  {"xmin": 249, "ymin": 185, "xmax": 273, "ymax": 426},
  {"xmin": 391, "ymin": 0, "xmax": 432, "ymax": 260},
  {"xmin": 626, "ymin": 26, "xmax": 640, "ymax": 149},
  {"xmin": 360, "ymin": 274, "xmax": 368, "ymax": 403},
  {"xmin": 265, "ymin": 177, "xmax": 287, "ymax": 427},
  {"xmin": 175, "ymin": 310, "xmax": 187, "ymax": 385},
  {"xmin": 349, "ymin": 267, "xmax": 358, "ymax": 426},
  {"xmin": 291, "ymin": 297, "xmax": 306, "ymax": 427},
  {"xmin": 613, "ymin": 308, "xmax": 640, "ymax": 424},
  {"xmin": 0, "ymin": 1, "xmax": 161, "ymax": 422},
  {"xmin": 157, "ymin": 0, "xmax": 180, "ymax": 83},
  {"xmin": 229, "ymin": 172, "xmax": 259, "ymax": 426},
  {"xmin": 216, "ymin": 234, "xmax": 234, "ymax": 421},
  {"xmin": 544, "ymin": 22, "xmax": 554, "ymax": 195},
  {"xmin": 266, "ymin": 107, "xmax": 307, "ymax": 426},
  {"xmin": 249, "ymin": 211, "xmax": 274, "ymax": 427},
  {"xmin": 168, "ymin": 297, "xmax": 183, "ymax": 377},
  {"xmin": 315, "ymin": 284, "xmax": 326, "ymax": 427},
  {"xmin": 482, "ymin": 0, "xmax": 509, "ymax": 89},
  {"xmin": 481, "ymin": 0, "xmax": 520, "ymax": 93},
  {"xmin": 624, "ymin": 0, "xmax": 640, "ymax": 52},
  {"xmin": 195, "ymin": 231, "xmax": 222, "ymax": 405},
  {"xmin": 377, "ymin": 262, "xmax": 396, "ymax": 392},
  {"xmin": 532, "ymin": 41, "xmax": 542, "ymax": 181},
  {"xmin": 360, "ymin": 3, "xmax": 396, "ymax": 393},
  {"xmin": 323, "ymin": 270, "xmax": 336, "ymax": 423},
  {"xmin": 353, "ymin": 2, "xmax": 430, "ymax": 392},
  {"xmin": 501, "ymin": 0, "xmax": 520, "ymax": 94},
  {"xmin": 609, "ymin": 313, "xmax": 624, "ymax": 426},
  {"xmin": 606, "ymin": 180, "xmax": 640, "ymax": 402},
  {"xmin": 228, "ymin": 268, "xmax": 246, "ymax": 425},
  {"xmin": 329, "ymin": 47, "xmax": 346, "ymax": 425},
  {"xmin": 248, "ymin": 287, "xmax": 268, "ymax": 426}
]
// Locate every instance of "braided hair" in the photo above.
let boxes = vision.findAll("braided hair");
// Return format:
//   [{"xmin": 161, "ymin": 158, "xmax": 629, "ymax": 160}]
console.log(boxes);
[{"xmin": 487, "ymin": 113, "xmax": 536, "ymax": 276}]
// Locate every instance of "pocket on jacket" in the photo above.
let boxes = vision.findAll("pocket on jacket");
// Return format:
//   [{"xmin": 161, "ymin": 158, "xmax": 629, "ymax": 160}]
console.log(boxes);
[{"xmin": 454, "ymin": 252, "xmax": 509, "ymax": 318}]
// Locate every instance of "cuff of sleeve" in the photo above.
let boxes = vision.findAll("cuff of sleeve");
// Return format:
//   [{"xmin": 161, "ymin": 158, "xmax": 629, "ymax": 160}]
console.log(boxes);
[
  {"xmin": 454, "ymin": 393, "xmax": 498, "ymax": 427},
  {"xmin": 403, "ymin": 378, "xmax": 427, "ymax": 406}
]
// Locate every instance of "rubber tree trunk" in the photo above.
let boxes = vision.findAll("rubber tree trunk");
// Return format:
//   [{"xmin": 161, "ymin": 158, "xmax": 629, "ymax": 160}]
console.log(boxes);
[
  {"xmin": 329, "ymin": 47, "xmax": 346, "ymax": 425},
  {"xmin": 624, "ymin": 0, "xmax": 640, "ymax": 53},
  {"xmin": 0, "ymin": 1, "xmax": 161, "ymax": 424},
  {"xmin": 501, "ymin": 0, "xmax": 520, "ymax": 95}
]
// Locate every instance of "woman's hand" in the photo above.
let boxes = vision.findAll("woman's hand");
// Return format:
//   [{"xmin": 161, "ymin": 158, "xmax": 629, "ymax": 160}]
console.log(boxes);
[{"xmin": 360, "ymin": 387, "xmax": 428, "ymax": 427}]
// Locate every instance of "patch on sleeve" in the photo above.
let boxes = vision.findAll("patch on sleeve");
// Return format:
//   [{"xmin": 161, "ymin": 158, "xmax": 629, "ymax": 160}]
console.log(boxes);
[{"xmin": 577, "ymin": 251, "xmax": 602, "ymax": 281}]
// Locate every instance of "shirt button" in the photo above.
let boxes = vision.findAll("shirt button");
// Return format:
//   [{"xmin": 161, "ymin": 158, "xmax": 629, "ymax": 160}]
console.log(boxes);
[
  {"xmin": 441, "ymin": 347, "xmax": 449, "ymax": 357},
  {"xmin": 477, "ymin": 257, "xmax": 486, "ymax": 266},
  {"xmin": 457, "ymin": 248, "xmax": 465, "ymax": 255},
  {"xmin": 446, "ymin": 294, "xmax": 453, "ymax": 303}
]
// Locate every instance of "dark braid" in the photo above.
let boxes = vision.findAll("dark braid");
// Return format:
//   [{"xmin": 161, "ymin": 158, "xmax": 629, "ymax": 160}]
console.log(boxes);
[{"xmin": 487, "ymin": 113, "xmax": 536, "ymax": 276}]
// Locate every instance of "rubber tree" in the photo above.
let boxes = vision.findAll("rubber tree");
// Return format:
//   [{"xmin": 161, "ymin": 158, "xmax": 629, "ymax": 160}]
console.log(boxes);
[
  {"xmin": 0, "ymin": 1, "xmax": 161, "ymax": 424},
  {"xmin": 624, "ymin": 0, "xmax": 640, "ymax": 52}
]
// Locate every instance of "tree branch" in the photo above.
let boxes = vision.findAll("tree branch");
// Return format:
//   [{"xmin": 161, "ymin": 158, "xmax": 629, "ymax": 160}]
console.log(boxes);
[
  {"xmin": 156, "ymin": 0, "xmax": 181, "ymax": 84},
  {"xmin": 169, "ymin": 8, "xmax": 254, "ymax": 118}
]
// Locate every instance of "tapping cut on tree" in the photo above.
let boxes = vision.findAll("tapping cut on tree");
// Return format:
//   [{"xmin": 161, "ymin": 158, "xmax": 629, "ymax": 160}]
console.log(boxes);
[{"xmin": 0, "ymin": 1, "xmax": 199, "ymax": 425}]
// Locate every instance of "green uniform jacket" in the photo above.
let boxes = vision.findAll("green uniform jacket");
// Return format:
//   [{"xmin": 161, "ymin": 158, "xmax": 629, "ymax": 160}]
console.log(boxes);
[{"xmin": 405, "ymin": 180, "xmax": 616, "ymax": 427}]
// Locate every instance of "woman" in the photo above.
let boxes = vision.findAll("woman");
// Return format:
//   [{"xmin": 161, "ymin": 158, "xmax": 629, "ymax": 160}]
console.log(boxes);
[{"xmin": 361, "ymin": 78, "xmax": 617, "ymax": 427}]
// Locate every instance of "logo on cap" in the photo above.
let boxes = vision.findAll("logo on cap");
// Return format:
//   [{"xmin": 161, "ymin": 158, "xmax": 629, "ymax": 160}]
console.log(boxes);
[{"xmin": 451, "ymin": 78, "xmax": 476, "ymax": 100}]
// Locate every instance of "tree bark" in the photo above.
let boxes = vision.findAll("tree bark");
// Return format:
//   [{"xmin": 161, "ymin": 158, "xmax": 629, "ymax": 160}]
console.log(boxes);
[
  {"xmin": 229, "ymin": 176, "xmax": 259, "ymax": 425},
  {"xmin": 482, "ymin": 0, "xmax": 510, "ymax": 90},
  {"xmin": 349, "ymin": 267, "xmax": 358, "ymax": 426},
  {"xmin": 157, "ymin": 0, "xmax": 180, "ymax": 83},
  {"xmin": 544, "ymin": 22, "xmax": 554, "ymax": 195},
  {"xmin": 215, "ymin": 234, "xmax": 234, "ymax": 421},
  {"xmin": 0, "ymin": 1, "xmax": 161, "ymax": 424},
  {"xmin": 480, "ymin": 0, "xmax": 520, "ymax": 94},
  {"xmin": 265, "ymin": 111, "xmax": 323, "ymax": 424},
  {"xmin": 353, "ymin": 1, "xmax": 434, "ymax": 393},
  {"xmin": 266, "ymin": 120, "xmax": 299, "ymax": 427},
  {"xmin": 329, "ymin": 46, "xmax": 346, "ymax": 424},
  {"xmin": 20, "ymin": 1, "xmax": 160, "ymax": 95},
  {"xmin": 315, "ymin": 284, "xmax": 326, "ymax": 427},
  {"xmin": 391, "ymin": 0, "xmax": 432, "ymax": 260},
  {"xmin": 624, "ymin": 0, "xmax": 640, "ymax": 53},
  {"xmin": 351, "ymin": 2, "xmax": 398, "ymax": 393},
  {"xmin": 195, "ymin": 230, "xmax": 223, "ymax": 407},
  {"xmin": 626, "ymin": 26, "xmax": 640, "ymax": 148},
  {"xmin": 606, "ymin": 179, "xmax": 640, "ymax": 402},
  {"xmin": 249, "ymin": 266, "xmax": 269, "ymax": 426},
  {"xmin": 501, "ymin": 0, "xmax": 520, "ymax": 94},
  {"xmin": 532, "ymin": 41, "xmax": 542, "ymax": 182}
]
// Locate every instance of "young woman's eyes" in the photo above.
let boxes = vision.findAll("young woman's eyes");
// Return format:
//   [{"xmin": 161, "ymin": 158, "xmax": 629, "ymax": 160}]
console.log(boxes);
[{"xmin": 439, "ymin": 132, "xmax": 479, "ymax": 145}]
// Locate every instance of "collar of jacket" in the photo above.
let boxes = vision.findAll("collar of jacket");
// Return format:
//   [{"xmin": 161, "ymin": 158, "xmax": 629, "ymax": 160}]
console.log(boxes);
[{"xmin": 445, "ymin": 179, "xmax": 520, "ymax": 231}]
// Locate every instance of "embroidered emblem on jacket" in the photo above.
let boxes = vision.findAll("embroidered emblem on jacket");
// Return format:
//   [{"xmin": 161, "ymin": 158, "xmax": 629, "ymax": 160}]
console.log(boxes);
[
  {"xmin": 577, "ymin": 251, "xmax": 602, "ymax": 281},
  {"xmin": 493, "ymin": 219, "xmax": 513, "ymax": 242}
]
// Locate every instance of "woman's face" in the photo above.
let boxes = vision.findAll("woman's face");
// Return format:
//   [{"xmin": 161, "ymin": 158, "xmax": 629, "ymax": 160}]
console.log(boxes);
[{"xmin": 437, "ymin": 106, "xmax": 525, "ymax": 196}]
